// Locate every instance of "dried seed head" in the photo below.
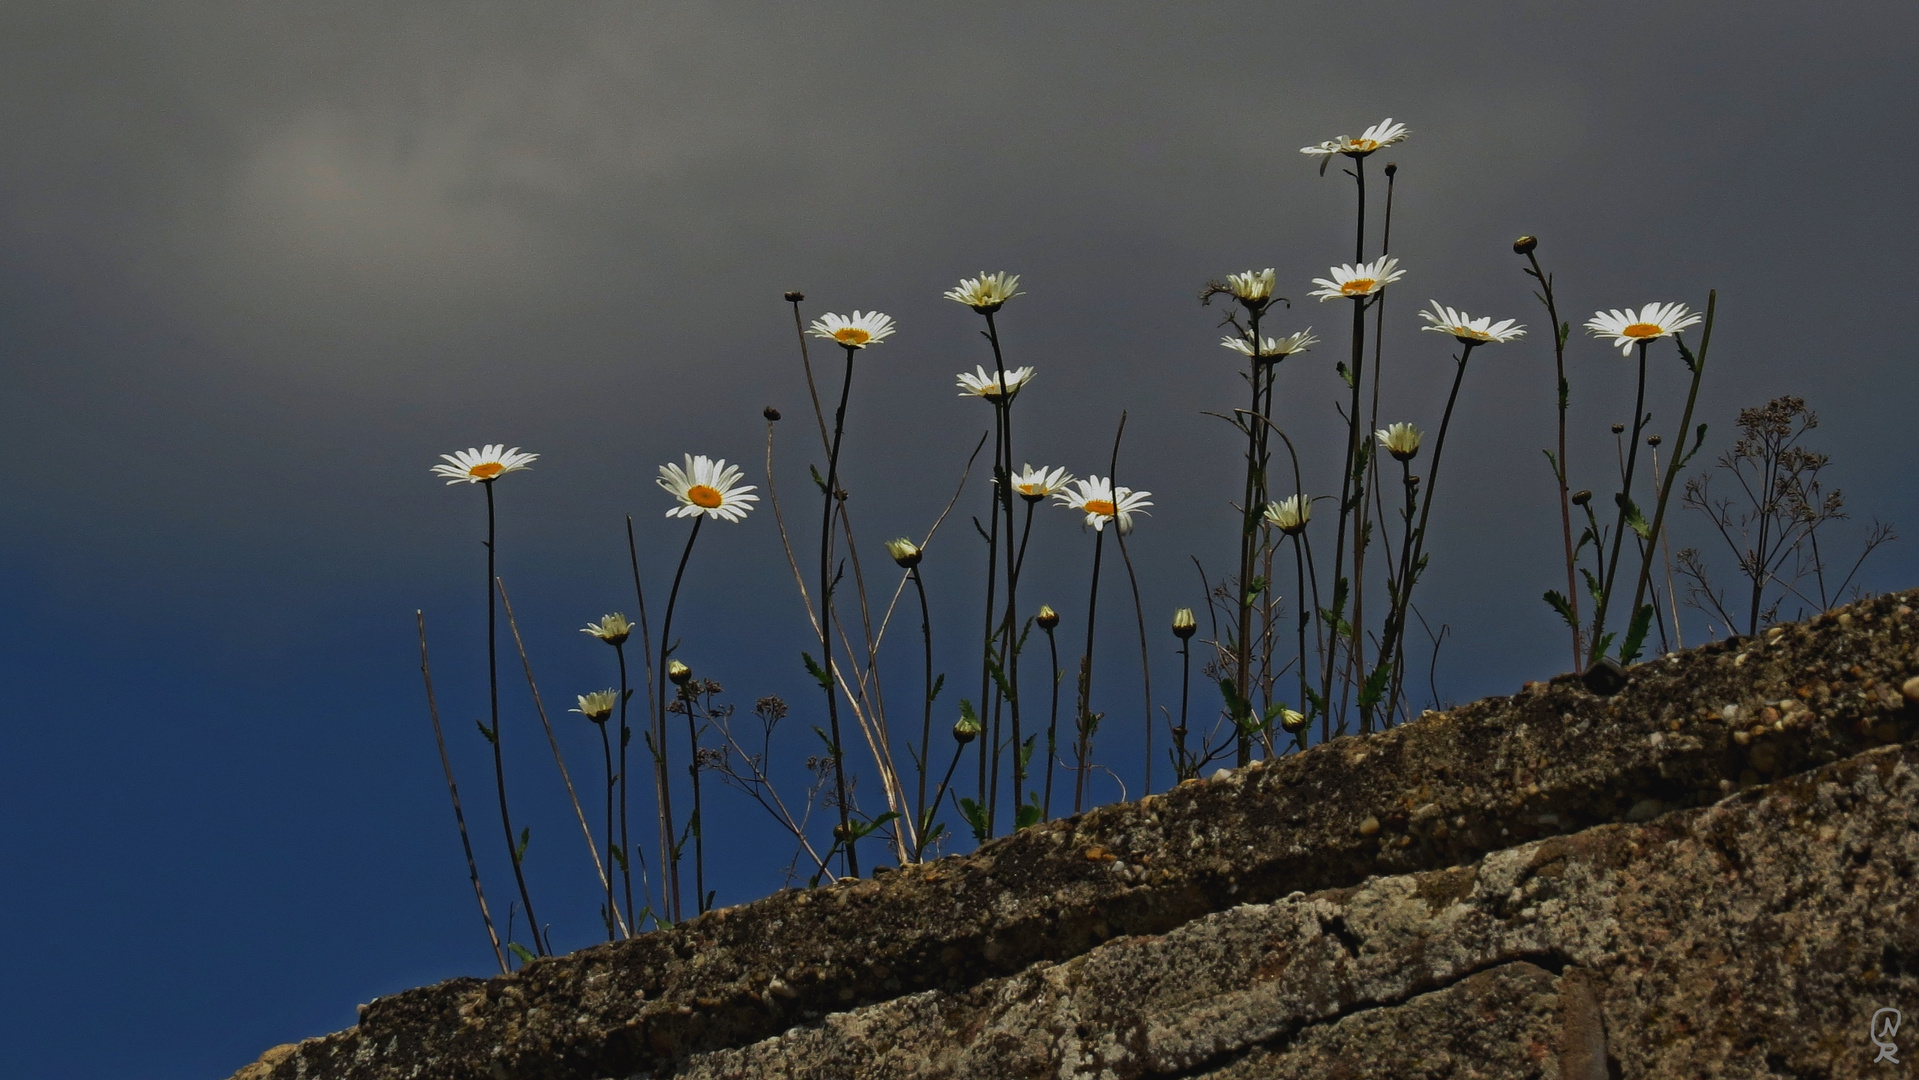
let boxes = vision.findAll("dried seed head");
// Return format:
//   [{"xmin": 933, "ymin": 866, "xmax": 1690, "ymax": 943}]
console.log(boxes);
[
  {"xmin": 1513, "ymin": 235, "xmax": 1538, "ymax": 255},
  {"xmin": 1571, "ymin": 489, "xmax": 1593, "ymax": 506},
  {"xmin": 763, "ymin": 406, "xmax": 782, "ymax": 422},
  {"xmin": 783, "ymin": 291, "xmax": 805, "ymax": 303}
]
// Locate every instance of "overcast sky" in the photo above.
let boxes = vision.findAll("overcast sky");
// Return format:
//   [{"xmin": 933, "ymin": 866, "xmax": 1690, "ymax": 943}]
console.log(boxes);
[{"xmin": 1, "ymin": 4, "xmax": 1914, "ymax": 1077}]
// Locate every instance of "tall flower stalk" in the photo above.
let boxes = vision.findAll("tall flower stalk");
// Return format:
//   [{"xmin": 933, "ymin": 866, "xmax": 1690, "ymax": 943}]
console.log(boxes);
[
  {"xmin": 571, "ymin": 689, "xmax": 620, "ymax": 938},
  {"xmin": 1055, "ymin": 460, "xmax": 1151, "ymax": 813},
  {"xmin": 582, "ymin": 612, "xmax": 636, "ymax": 934},
  {"xmin": 1514, "ymin": 236, "xmax": 1584, "ymax": 667},
  {"xmin": 808, "ymin": 311, "xmax": 894, "ymax": 874},
  {"xmin": 430, "ymin": 444, "xmax": 546, "ymax": 958},
  {"xmin": 654, "ymin": 453, "xmax": 759, "ymax": 918},
  {"xmin": 948, "ymin": 272, "xmax": 1026, "ymax": 835}
]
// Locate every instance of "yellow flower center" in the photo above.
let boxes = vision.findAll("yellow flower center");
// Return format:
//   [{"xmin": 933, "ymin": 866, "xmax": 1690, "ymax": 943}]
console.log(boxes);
[
  {"xmin": 469, "ymin": 462, "xmax": 505, "ymax": 479},
  {"xmin": 833, "ymin": 327, "xmax": 872, "ymax": 346},
  {"xmin": 687, "ymin": 484, "xmax": 724, "ymax": 509},
  {"xmin": 1621, "ymin": 322, "xmax": 1663, "ymax": 339},
  {"xmin": 1018, "ymin": 483, "xmax": 1043, "ymax": 496},
  {"xmin": 1350, "ymin": 139, "xmax": 1379, "ymax": 152},
  {"xmin": 1340, "ymin": 278, "xmax": 1377, "ymax": 296},
  {"xmin": 1086, "ymin": 499, "xmax": 1117, "ymax": 517}
]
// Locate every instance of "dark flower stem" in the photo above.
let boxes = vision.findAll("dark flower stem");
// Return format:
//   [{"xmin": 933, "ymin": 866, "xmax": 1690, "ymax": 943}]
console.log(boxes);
[
  {"xmin": 656, "ymin": 514, "xmax": 704, "ymax": 922},
  {"xmin": 819, "ymin": 346, "xmax": 858, "ymax": 876},
  {"xmin": 911, "ymin": 566, "xmax": 934, "ymax": 835},
  {"xmin": 1589, "ymin": 340, "xmax": 1650, "ymax": 665},
  {"xmin": 483, "ymin": 479, "xmax": 544, "ymax": 956},
  {"xmin": 1041, "ymin": 621, "xmax": 1060, "ymax": 821}
]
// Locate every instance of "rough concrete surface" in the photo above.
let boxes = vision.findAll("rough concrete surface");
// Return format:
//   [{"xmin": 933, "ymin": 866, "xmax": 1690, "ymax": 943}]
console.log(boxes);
[{"xmin": 232, "ymin": 591, "xmax": 1919, "ymax": 1080}]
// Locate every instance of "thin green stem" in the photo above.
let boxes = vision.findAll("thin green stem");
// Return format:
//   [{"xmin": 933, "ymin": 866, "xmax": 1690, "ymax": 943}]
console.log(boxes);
[
  {"xmin": 819, "ymin": 346, "xmax": 858, "ymax": 876},
  {"xmin": 656, "ymin": 514, "xmax": 704, "ymax": 922},
  {"xmin": 484, "ymin": 480, "xmax": 544, "ymax": 956}
]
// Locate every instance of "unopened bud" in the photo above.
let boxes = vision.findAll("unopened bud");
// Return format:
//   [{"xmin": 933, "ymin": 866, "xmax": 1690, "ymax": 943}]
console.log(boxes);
[
  {"xmin": 1513, "ymin": 235, "xmax": 1538, "ymax": 255},
  {"xmin": 1036, "ymin": 604, "xmax": 1059, "ymax": 630},
  {"xmin": 1279, "ymin": 707, "xmax": 1310, "ymax": 733},
  {"xmin": 783, "ymin": 290, "xmax": 805, "ymax": 303},
  {"xmin": 885, "ymin": 537, "xmax": 923, "ymax": 569},
  {"xmin": 572, "ymin": 690, "xmax": 617, "ymax": 724},
  {"xmin": 1611, "ymin": 423, "xmax": 1626, "ymax": 434},
  {"xmin": 953, "ymin": 713, "xmax": 980, "ymax": 744},
  {"xmin": 763, "ymin": 406, "xmax": 782, "ymax": 422},
  {"xmin": 1571, "ymin": 489, "xmax": 1593, "ymax": 506},
  {"xmin": 667, "ymin": 660, "xmax": 692, "ymax": 686},
  {"xmin": 1647, "ymin": 433, "xmax": 1662, "ymax": 447},
  {"xmin": 1172, "ymin": 607, "xmax": 1197, "ymax": 640},
  {"xmin": 1383, "ymin": 162, "xmax": 1398, "ymax": 178}
]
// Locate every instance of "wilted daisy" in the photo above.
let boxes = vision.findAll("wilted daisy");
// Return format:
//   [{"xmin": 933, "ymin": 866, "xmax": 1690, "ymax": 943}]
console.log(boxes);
[
  {"xmin": 1224, "ymin": 268, "xmax": 1278, "ymax": 305},
  {"xmin": 581, "ymin": 613, "xmax": 632, "ymax": 646},
  {"xmin": 1309, "ymin": 257, "xmax": 1405, "ymax": 302},
  {"xmin": 1300, "ymin": 118, "xmax": 1410, "ymax": 159},
  {"xmin": 431, "ymin": 444, "xmax": 539, "ymax": 484},
  {"xmin": 809, "ymin": 310, "xmax": 896, "ymax": 349},
  {"xmin": 572, "ymin": 689, "xmax": 617, "ymax": 724},
  {"xmin": 1009, "ymin": 463, "xmax": 1075, "ymax": 502},
  {"xmin": 956, "ymin": 364, "xmax": 1037, "ymax": 401},
  {"xmin": 1263, "ymin": 493, "xmax": 1311, "ymax": 535},
  {"xmin": 1419, "ymin": 302, "xmax": 1526, "ymax": 345},
  {"xmin": 1054, "ymin": 475, "xmax": 1153, "ymax": 534},
  {"xmin": 1376, "ymin": 422, "xmax": 1424, "ymax": 461},
  {"xmin": 885, "ymin": 537, "xmax": 923, "ymax": 568},
  {"xmin": 944, "ymin": 271, "xmax": 1022, "ymax": 313},
  {"xmin": 1221, "ymin": 328, "xmax": 1319, "ymax": 361},
  {"xmin": 1584, "ymin": 303, "xmax": 1703, "ymax": 356},
  {"xmin": 657, "ymin": 454, "xmax": 759, "ymax": 522}
]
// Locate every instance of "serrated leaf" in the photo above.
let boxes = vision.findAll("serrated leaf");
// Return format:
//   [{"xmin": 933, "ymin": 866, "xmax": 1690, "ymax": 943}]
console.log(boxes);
[
  {"xmin": 959, "ymin": 698, "xmax": 980, "ymax": 725},
  {"xmin": 958, "ymin": 797, "xmax": 990, "ymax": 842},
  {"xmin": 1357, "ymin": 659, "xmax": 1393, "ymax": 711},
  {"xmin": 1217, "ymin": 677, "xmax": 1251, "ymax": 722},
  {"xmin": 808, "ymin": 463, "xmax": 830, "ymax": 495},
  {"xmin": 1015, "ymin": 796, "xmax": 1042, "ymax": 830},
  {"xmin": 1543, "ymin": 590, "xmax": 1578, "ymax": 631},
  {"xmin": 1580, "ymin": 567, "xmax": 1604, "ymax": 606},
  {"xmin": 507, "ymin": 942, "xmax": 538, "ymax": 967},
  {"xmin": 802, "ymin": 651, "xmax": 834, "ymax": 690},
  {"xmin": 929, "ymin": 672, "xmax": 945, "ymax": 704},
  {"xmin": 609, "ymin": 845, "xmax": 628, "ymax": 872},
  {"xmin": 515, "ymin": 827, "xmax": 532, "ymax": 863},
  {"xmin": 1618, "ymin": 603, "xmax": 1655, "ymax": 664},
  {"xmin": 475, "ymin": 720, "xmax": 497, "ymax": 745}
]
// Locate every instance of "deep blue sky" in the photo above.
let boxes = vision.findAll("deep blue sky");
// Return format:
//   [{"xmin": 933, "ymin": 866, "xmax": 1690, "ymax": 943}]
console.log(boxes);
[{"xmin": 1, "ymin": 3, "xmax": 1915, "ymax": 1077}]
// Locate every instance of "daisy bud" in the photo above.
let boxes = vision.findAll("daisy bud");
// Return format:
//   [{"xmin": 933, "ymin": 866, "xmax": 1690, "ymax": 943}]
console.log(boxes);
[
  {"xmin": 1611, "ymin": 423, "xmax": 1626, "ymax": 434},
  {"xmin": 1263, "ymin": 494, "xmax": 1311, "ymax": 536},
  {"xmin": 572, "ymin": 690, "xmax": 617, "ymax": 725},
  {"xmin": 1571, "ymin": 489, "xmax": 1593, "ymax": 506},
  {"xmin": 783, "ymin": 290, "xmax": 805, "ymax": 303},
  {"xmin": 1513, "ymin": 235, "xmax": 1538, "ymax": 255},
  {"xmin": 885, "ymin": 537, "xmax": 923, "ymax": 569},
  {"xmin": 668, "ymin": 660, "xmax": 692, "ymax": 686},
  {"xmin": 1172, "ymin": 607, "xmax": 1197, "ymax": 640},
  {"xmin": 1036, "ymin": 604, "xmax": 1060, "ymax": 630},
  {"xmin": 1647, "ymin": 434, "xmax": 1662, "ymax": 447},
  {"xmin": 953, "ymin": 713, "xmax": 981, "ymax": 744},
  {"xmin": 1384, "ymin": 162, "xmax": 1398, "ymax": 178},
  {"xmin": 581, "ymin": 613, "xmax": 632, "ymax": 647},
  {"xmin": 1279, "ymin": 707, "xmax": 1310, "ymax": 734},
  {"xmin": 1376, "ymin": 422, "xmax": 1423, "ymax": 462},
  {"xmin": 763, "ymin": 406, "xmax": 781, "ymax": 422}
]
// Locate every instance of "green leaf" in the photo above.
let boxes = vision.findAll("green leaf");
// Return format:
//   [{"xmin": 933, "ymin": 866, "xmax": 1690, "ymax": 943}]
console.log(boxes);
[
  {"xmin": 959, "ymin": 698, "xmax": 980, "ymax": 726},
  {"xmin": 1243, "ymin": 576, "xmax": 1268, "ymax": 605},
  {"xmin": 1335, "ymin": 360, "xmax": 1355, "ymax": 388},
  {"xmin": 507, "ymin": 942, "xmax": 538, "ymax": 967},
  {"xmin": 1618, "ymin": 603, "xmax": 1655, "ymax": 664},
  {"xmin": 957, "ymin": 797, "xmax": 990, "ymax": 842},
  {"xmin": 808, "ymin": 464, "xmax": 830, "ymax": 495},
  {"xmin": 609, "ymin": 844, "xmax": 628, "ymax": 872},
  {"xmin": 1580, "ymin": 567, "xmax": 1604, "ymax": 606},
  {"xmin": 1623, "ymin": 498, "xmax": 1651, "ymax": 541},
  {"xmin": 985, "ymin": 652, "xmax": 1016, "ymax": 704},
  {"xmin": 1557, "ymin": 322, "xmax": 1571, "ymax": 350},
  {"xmin": 929, "ymin": 672, "xmax": 945, "ymax": 704},
  {"xmin": 1357, "ymin": 659, "xmax": 1393, "ymax": 712},
  {"xmin": 515, "ymin": 827, "xmax": 532, "ymax": 864},
  {"xmin": 1593, "ymin": 631, "xmax": 1617, "ymax": 659},
  {"xmin": 1016, "ymin": 734, "xmax": 1036, "ymax": 772},
  {"xmin": 802, "ymin": 651, "xmax": 834, "ymax": 690},
  {"xmin": 1217, "ymin": 677, "xmax": 1251, "ymax": 722},
  {"xmin": 1015, "ymin": 796, "xmax": 1043, "ymax": 831},
  {"xmin": 1543, "ymin": 590, "xmax": 1578, "ymax": 631},
  {"xmin": 475, "ymin": 720, "xmax": 497, "ymax": 745}
]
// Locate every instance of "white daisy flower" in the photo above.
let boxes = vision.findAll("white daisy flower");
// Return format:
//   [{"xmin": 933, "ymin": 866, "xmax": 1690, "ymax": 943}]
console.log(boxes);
[
  {"xmin": 1418, "ymin": 301, "xmax": 1526, "ymax": 345},
  {"xmin": 1308, "ymin": 257, "xmax": 1405, "ymax": 302},
  {"xmin": 944, "ymin": 272, "xmax": 1022, "ymax": 312},
  {"xmin": 1008, "ymin": 463, "xmax": 1075, "ymax": 502},
  {"xmin": 1054, "ymin": 475, "xmax": 1152, "ymax": 535},
  {"xmin": 1224, "ymin": 268, "xmax": 1278, "ymax": 304},
  {"xmin": 1221, "ymin": 329, "xmax": 1319, "ymax": 360},
  {"xmin": 1375, "ymin": 422, "xmax": 1424, "ymax": 461},
  {"xmin": 572, "ymin": 690, "xmax": 617, "ymax": 724},
  {"xmin": 581, "ymin": 613, "xmax": 632, "ymax": 646},
  {"xmin": 1300, "ymin": 118, "xmax": 1411, "ymax": 159},
  {"xmin": 956, "ymin": 364, "xmax": 1037, "ymax": 401},
  {"xmin": 1263, "ymin": 494, "xmax": 1311, "ymax": 535},
  {"xmin": 1584, "ymin": 303, "xmax": 1703, "ymax": 355},
  {"xmin": 809, "ymin": 310, "xmax": 896, "ymax": 349},
  {"xmin": 657, "ymin": 454, "xmax": 759, "ymax": 522},
  {"xmin": 431, "ymin": 444, "xmax": 539, "ymax": 484}
]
